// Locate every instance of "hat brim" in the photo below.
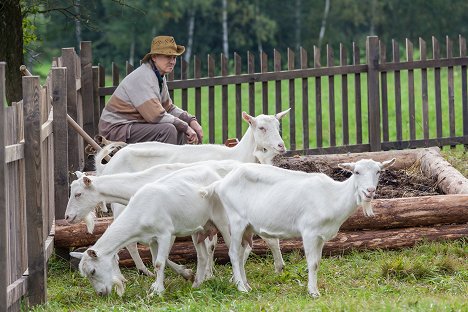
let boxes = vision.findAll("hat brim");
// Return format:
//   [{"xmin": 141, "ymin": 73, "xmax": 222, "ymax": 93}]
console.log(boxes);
[{"xmin": 142, "ymin": 45, "xmax": 185, "ymax": 63}]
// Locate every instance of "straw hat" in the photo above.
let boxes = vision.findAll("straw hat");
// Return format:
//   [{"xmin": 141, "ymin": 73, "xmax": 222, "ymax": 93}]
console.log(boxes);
[{"xmin": 142, "ymin": 36, "xmax": 185, "ymax": 63}]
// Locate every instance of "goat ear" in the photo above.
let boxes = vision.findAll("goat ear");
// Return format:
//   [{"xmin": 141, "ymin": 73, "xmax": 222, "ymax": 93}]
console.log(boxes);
[
  {"xmin": 84, "ymin": 144, "xmax": 97, "ymax": 155},
  {"xmin": 275, "ymin": 108, "xmax": 291, "ymax": 120},
  {"xmin": 93, "ymin": 134, "xmax": 105, "ymax": 146},
  {"xmin": 380, "ymin": 158, "xmax": 396, "ymax": 169},
  {"xmin": 338, "ymin": 162, "xmax": 355, "ymax": 172},
  {"xmin": 70, "ymin": 251, "xmax": 84, "ymax": 259},
  {"xmin": 83, "ymin": 176, "xmax": 93, "ymax": 187},
  {"xmin": 75, "ymin": 171, "xmax": 85, "ymax": 179},
  {"xmin": 87, "ymin": 249, "xmax": 98, "ymax": 258},
  {"xmin": 242, "ymin": 111, "xmax": 256, "ymax": 126}
]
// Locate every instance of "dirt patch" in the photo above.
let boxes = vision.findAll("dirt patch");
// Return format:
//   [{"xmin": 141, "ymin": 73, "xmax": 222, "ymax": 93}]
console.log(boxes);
[{"xmin": 273, "ymin": 156, "xmax": 442, "ymax": 198}]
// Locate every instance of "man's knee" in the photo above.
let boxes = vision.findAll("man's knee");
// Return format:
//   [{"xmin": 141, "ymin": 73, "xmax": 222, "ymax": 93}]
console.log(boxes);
[{"xmin": 159, "ymin": 124, "xmax": 178, "ymax": 144}]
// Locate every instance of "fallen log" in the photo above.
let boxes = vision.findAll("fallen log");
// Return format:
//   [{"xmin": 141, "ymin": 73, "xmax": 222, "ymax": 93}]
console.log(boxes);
[
  {"xmin": 55, "ymin": 194, "xmax": 468, "ymax": 248},
  {"xmin": 279, "ymin": 148, "xmax": 421, "ymax": 170},
  {"xmin": 418, "ymin": 147, "xmax": 468, "ymax": 194},
  {"xmin": 117, "ymin": 223, "xmax": 468, "ymax": 266}
]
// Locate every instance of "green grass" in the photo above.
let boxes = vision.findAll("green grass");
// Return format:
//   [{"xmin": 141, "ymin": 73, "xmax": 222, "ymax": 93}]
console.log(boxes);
[{"xmin": 32, "ymin": 239, "xmax": 468, "ymax": 312}]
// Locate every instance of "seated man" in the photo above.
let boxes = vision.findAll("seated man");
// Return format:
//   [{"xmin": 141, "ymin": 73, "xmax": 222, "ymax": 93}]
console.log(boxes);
[{"xmin": 98, "ymin": 35, "xmax": 203, "ymax": 145}]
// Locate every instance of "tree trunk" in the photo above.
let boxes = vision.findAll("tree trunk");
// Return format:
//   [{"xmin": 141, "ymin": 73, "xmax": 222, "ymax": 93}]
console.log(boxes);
[
  {"xmin": 295, "ymin": 0, "xmax": 302, "ymax": 52},
  {"xmin": 222, "ymin": 0, "xmax": 229, "ymax": 57},
  {"xmin": 75, "ymin": 0, "xmax": 82, "ymax": 50},
  {"xmin": 318, "ymin": 0, "xmax": 330, "ymax": 49},
  {"xmin": 184, "ymin": 4, "xmax": 195, "ymax": 64},
  {"xmin": 0, "ymin": 0, "xmax": 24, "ymax": 104},
  {"xmin": 116, "ymin": 223, "xmax": 468, "ymax": 266},
  {"xmin": 55, "ymin": 194, "xmax": 468, "ymax": 248}
]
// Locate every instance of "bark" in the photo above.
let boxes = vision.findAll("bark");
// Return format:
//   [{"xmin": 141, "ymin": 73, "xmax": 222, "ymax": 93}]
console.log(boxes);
[
  {"xmin": 184, "ymin": 5, "xmax": 195, "ymax": 64},
  {"xmin": 0, "ymin": 0, "xmax": 24, "ymax": 104},
  {"xmin": 222, "ymin": 0, "xmax": 228, "ymax": 57},
  {"xmin": 117, "ymin": 224, "xmax": 468, "ymax": 266},
  {"xmin": 318, "ymin": 0, "xmax": 330, "ymax": 49},
  {"xmin": 55, "ymin": 194, "xmax": 468, "ymax": 247},
  {"xmin": 280, "ymin": 148, "xmax": 422, "ymax": 171},
  {"xmin": 418, "ymin": 147, "xmax": 468, "ymax": 194}
]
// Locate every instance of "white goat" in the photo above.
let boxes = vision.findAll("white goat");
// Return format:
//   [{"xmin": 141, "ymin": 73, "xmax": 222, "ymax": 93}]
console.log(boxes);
[
  {"xmin": 95, "ymin": 109, "xmax": 290, "ymax": 175},
  {"xmin": 65, "ymin": 159, "xmax": 285, "ymax": 280},
  {"xmin": 200, "ymin": 158, "xmax": 395, "ymax": 297},
  {"xmin": 70, "ymin": 163, "xmax": 244, "ymax": 296}
]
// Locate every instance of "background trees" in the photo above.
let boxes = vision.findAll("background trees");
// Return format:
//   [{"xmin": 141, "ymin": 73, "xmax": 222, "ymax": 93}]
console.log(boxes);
[{"xmin": 2, "ymin": 0, "xmax": 468, "ymax": 103}]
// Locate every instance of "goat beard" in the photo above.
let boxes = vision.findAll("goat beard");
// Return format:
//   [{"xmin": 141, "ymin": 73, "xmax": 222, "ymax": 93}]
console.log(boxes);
[{"xmin": 360, "ymin": 200, "xmax": 375, "ymax": 217}]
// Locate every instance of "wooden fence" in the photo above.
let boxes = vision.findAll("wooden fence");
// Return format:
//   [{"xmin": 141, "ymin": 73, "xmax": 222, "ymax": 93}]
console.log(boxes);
[
  {"xmin": 0, "ymin": 43, "xmax": 90, "ymax": 309},
  {"xmin": 95, "ymin": 35, "xmax": 468, "ymax": 153}
]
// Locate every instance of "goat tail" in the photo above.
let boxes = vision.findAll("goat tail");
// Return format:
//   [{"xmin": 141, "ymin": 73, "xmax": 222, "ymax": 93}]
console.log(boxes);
[{"xmin": 199, "ymin": 181, "xmax": 220, "ymax": 199}]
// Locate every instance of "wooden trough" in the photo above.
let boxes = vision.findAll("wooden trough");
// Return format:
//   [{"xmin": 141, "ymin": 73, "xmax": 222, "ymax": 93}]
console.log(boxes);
[{"xmin": 54, "ymin": 147, "xmax": 468, "ymax": 266}]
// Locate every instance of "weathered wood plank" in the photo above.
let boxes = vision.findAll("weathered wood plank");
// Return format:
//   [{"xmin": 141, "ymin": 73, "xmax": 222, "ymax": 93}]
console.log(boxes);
[
  {"xmin": 406, "ymin": 39, "xmax": 416, "ymax": 140},
  {"xmin": 112, "ymin": 62, "xmax": 119, "ymax": 86},
  {"xmin": 181, "ymin": 59, "xmax": 188, "ymax": 112},
  {"xmin": 393, "ymin": 40, "xmax": 403, "ymax": 141},
  {"xmin": 52, "ymin": 68, "xmax": 69, "ymax": 220},
  {"xmin": 248, "ymin": 51, "xmax": 255, "ymax": 116},
  {"xmin": 340, "ymin": 44, "xmax": 349, "ymax": 145},
  {"xmin": 4, "ymin": 143, "xmax": 24, "ymax": 163},
  {"xmin": 194, "ymin": 56, "xmax": 202, "ymax": 124},
  {"xmin": 327, "ymin": 44, "xmax": 336, "ymax": 147},
  {"xmin": 288, "ymin": 48, "xmax": 296, "ymax": 150},
  {"xmin": 261, "ymin": 51, "xmax": 269, "ymax": 115},
  {"xmin": 92, "ymin": 66, "xmax": 100, "ymax": 132},
  {"xmin": 7, "ymin": 275, "xmax": 27, "ymax": 309},
  {"xmin": 460, "ymin": 35, "xmax": 468, "ymax": 146},
  {"xmin": 80, "ymin": 42, "xmax": 95, "ymax": 145},
  {"xmin": 22, "ymin": 75, "xmax": 46, "ymax": 305},
  {"xmin": 235, "ymin": 53, "xmax": 242, "ymax": 139},
  {"xmin": 433, "ymin": 37, "xmax": 443, "ymax": 138},
  {"xmin": 353, "ymin": 43, "xmax": 362, "ymax": 144},
  {"xmin": 208, "ymin": 54, "xmax": 215, "ymax": 143},
  {"xmin": 314, "ymin": 46, "xmax": 323, "ymax": 148},
  {"xmin": 367, "ymin": 36, "xmax": 381, "ymax": 151},
  {"xmin": 98, "ymin": 64, "xmax": 105, "ymax": 114},
  {"xmin": 221, "ymin": 54, "xmax": 229, "ymax": 143},
  {"xmin": 446, "ymin": 36, "xmax": 455, "ymax": 147},
  {"xmin": 0, "ymin": 61, "xmax": 8, "ymax": 312},
  {"xmin": 420, "ymin": 38, "xmax": 429, "ymax": 141},
  {"xmin": 274, "ymin": 50, "xmax": 282, "ymax": 133},
  {"xmin": 300, "ymin": 47, "xmax": 309, "ymax": 150},
  {"xmin": 380, "ymin": 41, "xmax": 389, "ymax": 142}
]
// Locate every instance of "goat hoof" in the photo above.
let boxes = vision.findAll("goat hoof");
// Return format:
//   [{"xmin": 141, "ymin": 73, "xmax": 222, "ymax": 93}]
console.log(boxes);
[
  {"xmin": 274, "ymin": 264, "xmax": 285, "ymax": 274},
  {"xmin": 308, "ymin": 290, "xmax": 320, "ymax": 298},
  {"xmin": 138, "ymin": 268, "xmax": 155, "ymax": 277},
  {"xmin": 150, "ymin": 283, "xmax": 165, "ymax": 296},
  {"xmin": 236, "ymin": 282, "xmax": 250, "ymax": 292},
  {"xmin": 181, "ymin": 269, "xmax": 194, "ymax": 282}
]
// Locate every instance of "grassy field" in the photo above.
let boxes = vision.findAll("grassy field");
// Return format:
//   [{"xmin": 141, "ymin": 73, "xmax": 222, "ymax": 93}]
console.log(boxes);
[{"xmin": 29, "ymin": 149, "xmax": 468, "ymax": 312}]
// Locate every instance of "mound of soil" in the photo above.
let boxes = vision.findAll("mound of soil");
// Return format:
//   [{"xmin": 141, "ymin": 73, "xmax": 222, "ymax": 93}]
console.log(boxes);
[{"xmin": 273, "ymin": 156, "xmax": 442, "ymax": 198}]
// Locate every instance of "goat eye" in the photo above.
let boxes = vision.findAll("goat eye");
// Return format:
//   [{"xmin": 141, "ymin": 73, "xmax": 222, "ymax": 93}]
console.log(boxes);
[
  {"xmin": 75, "ymin": 193, "xmax": 81, "ymax": 198},
  {"xmin": 354, "ymin": 171, "xmax": 360, "ymax": 175},
  {"xmin": 259, "ymin": 126, "xmax": 266, "ymax": 132}
]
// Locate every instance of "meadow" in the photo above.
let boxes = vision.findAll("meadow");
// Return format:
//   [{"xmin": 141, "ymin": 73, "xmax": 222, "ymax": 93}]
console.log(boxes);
[{"xmin": 28, "ymin": 62, "xmax": 468, "ymax": 312}]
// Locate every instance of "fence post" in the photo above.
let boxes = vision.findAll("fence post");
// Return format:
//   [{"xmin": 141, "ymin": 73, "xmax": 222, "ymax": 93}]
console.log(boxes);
[
  {"xmin": 0, "ymin": 62, "xmax": 7, "ymax": 312},
  {"xmin": 23, "ymin": 75, "xmax": 46, "ymax": 306},
  {"xmin": 52, "ymin": 68, "xmax": 68, "ymax": 219},
  {"xmin": 366, "ymin": 36, "xmax": 382, "ymax": 151},
  {"xmin": 61, "ymin": 48, "xmax": 82, "ymax": 171},
  {"xmin": 80, "ymin": 42, "xmax": 95, "ymax": 140}
]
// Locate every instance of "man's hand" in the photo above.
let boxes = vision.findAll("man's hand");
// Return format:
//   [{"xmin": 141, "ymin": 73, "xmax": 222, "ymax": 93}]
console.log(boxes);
[
  {"xmin": 189, "ymin": 120, "xmax": 203, "ymax": 143},
  {"xmin": 185, "ymin": 126, "xmax": 198, "ymax": 144}
]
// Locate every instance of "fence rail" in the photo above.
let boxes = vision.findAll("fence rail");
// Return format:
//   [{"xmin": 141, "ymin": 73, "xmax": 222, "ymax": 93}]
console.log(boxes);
[{"xmin": 94, "ymin": 35, "xmax": 468, "ymax": 154}]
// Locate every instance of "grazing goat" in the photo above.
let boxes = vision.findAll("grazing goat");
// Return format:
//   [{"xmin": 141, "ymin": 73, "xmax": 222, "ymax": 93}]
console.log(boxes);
[
  {"xmin": 70, "ymin": 163, "xmax": 243, "ymax": 296},
  {"xmin": 65, "ymin": 159, "xmax": 285, "ymax": 280},
  {"xmin": 200, "ymin": 158, "xmax": 395, "ymax": 297}
]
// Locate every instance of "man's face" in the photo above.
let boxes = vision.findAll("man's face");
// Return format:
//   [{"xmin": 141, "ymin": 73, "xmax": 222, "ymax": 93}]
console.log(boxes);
[{"xmin": 152, "ymin": 54, "xmax": 177, "ymax": 75}]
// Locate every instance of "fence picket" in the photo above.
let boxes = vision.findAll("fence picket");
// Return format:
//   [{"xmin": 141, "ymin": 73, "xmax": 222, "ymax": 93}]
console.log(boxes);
[
  {"xmin": 300, "ymin": 47, "xmax": 309, "ymax": 150},
  {"xmin": 261, "ymin": 52, "xmax": 269, "ymax": 115},
  {"xmin": 380, "ymin": 41, "xmax": 389, "ymax": 142},
  {"xmin": 340, "ymin": 44, "xmax": 349, "ymax": 145},
  {"xmin": 208, "ymin": 55, "xmax": 215, "ymax": 143},
  {"xmin": 274, "ymin": 49, "xmax": 282, "ymax": 131},
  {"xmin": 288, "ymin": 48, "xmax": 296, "ymax": 150},
  {"xmin": 367, "ymin": 36, "xmax": 381, "ymax": 151},
  {"xmin": 327, "ymin": 44, "xmax": 336, "ymax": 147},
  {"xmin": 392, "ymin": 40, "xmax": 403, "ymax": 142},
  {"xmin": 353, "ymin": 43, "xmax": 362, "ymax": 144},
  {"xmin": 420, "ymin": 38, "xmax": 429, "ymax": 141},
  {"xmin": 235, "ymin": 53, "xmax": 242, "ymax": 139},
  {"xmin": 314, "ymin": 46, "xmax": 323, "ymax": 148},
  {"xmin": 446, "ymin": 36, "xmax": 455, "ymax": 147},
  {"xmin": 248, "ymin": 51, "xmax": 255, "ymax": 116},
  {"xmin": 181, "ymin": 59, "xmax": 188, "ymax": 111},
  {"xmin": 433, "ymin": 36, "xmax": 443, "ymax": 139},
  {"xmin": 0, "ymin": 62, "xmax": 7, "ymax": 312},
  {"xmin": 406, "ymin": 39, "xmax": 416, "ymax": 140},
  {"xmin": 194, "ymin": 56, "xmax": 202, "ymax": 124},
  {"xmin": 460, "ymin": 35, "xmax": 468, "ymax": 148},
  {"xmin": 221, "ymin": 54, "xmax": 229, "ymax": 142}
]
